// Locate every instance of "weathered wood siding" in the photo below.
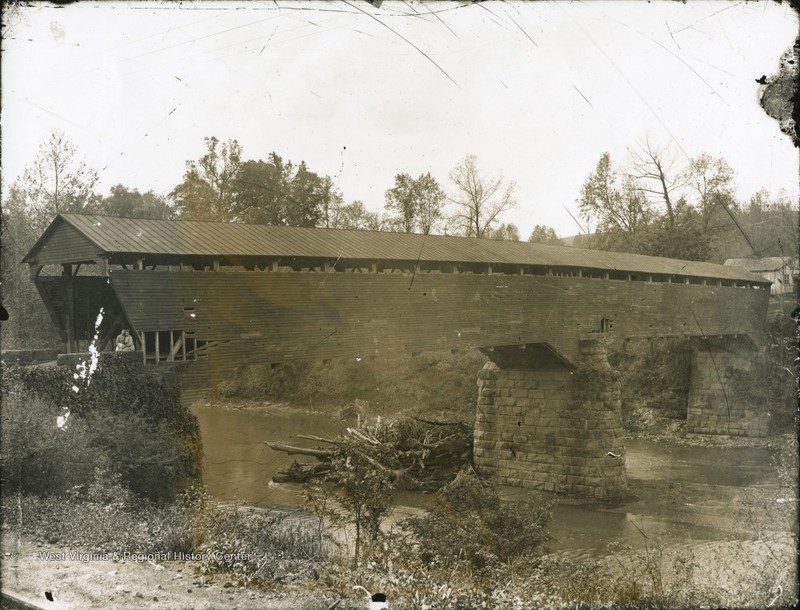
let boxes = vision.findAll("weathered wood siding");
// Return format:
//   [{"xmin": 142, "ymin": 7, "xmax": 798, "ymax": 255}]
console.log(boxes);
[
  {"xmin": 109, "ymin": 269, "xmax": 769, "ymax": 370},
  {"xmin": 27, "ymin": 221, "xmax": 102, "ymax": 265}
]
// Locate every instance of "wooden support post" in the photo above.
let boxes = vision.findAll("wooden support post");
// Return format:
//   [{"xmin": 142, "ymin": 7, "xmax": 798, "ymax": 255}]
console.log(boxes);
[
  {"xmin": 371, "ymin": 263, "xmax": 377, "ymax": 273},
  {"xmin": 168, "ymin": 331, "xmax": 183, "ymax": 361},
  {"xmin": 452, "ymin": 264, "xmax": 459, "ymax": 274},
  {"xmin": 100, "ymin": 258, "xmax": 109, "ymax": 277},
  {"xmin": 136, "ymin": 259, "xmax": 144, "ymax": 270},
  {"xmin": 271, "ymin": 260, "xmax": 279, "ymax": 272},
  {"xmin": 155, "ymin": 331, "xmax": 160, "ymax": 362},
  {"xmin": 212, "ymin": 259, "xmax": 220, "ymax": 271},
  {"xmin": 487, "ymin": 264, "xmax": 493, "ymax": 275},
  {"xmin": 140, "ymin": 331, "xmax": 147, "ymax": 365},
  {"xmin": 62, "ymin": 264, "xmax": 75, "ymax": 353},
  {"xmin": 181, "ymin": 332, "xmax": 187, "ymax": 361}
]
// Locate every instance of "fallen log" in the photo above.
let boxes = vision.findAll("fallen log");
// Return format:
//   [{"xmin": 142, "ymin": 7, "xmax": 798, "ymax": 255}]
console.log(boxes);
[{"xmin": 264, "ymin": 442, "xmax": 333, "ymax": 459}]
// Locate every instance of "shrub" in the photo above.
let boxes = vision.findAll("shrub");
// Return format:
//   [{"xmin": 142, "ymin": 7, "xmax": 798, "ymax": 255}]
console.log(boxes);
[
  {"xmin": 9, "ymin": 469, "xmax": 195, "ymax": 554},
  {"xmin": 194, "ymin": 502, "xmax": 332, "ymax": 584},
  {"xmin": 0, "ymin": 391, "xmax": 108, "ymax": 495},
  {"xmin": 401, "ymin": 470, "xmax": 552, "ymax": 572},
  {"xmin": 1, "ymin": 357, "xmax": 202, "ymax": 501}
]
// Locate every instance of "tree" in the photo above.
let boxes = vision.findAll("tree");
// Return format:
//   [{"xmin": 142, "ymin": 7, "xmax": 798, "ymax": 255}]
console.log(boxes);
[
  {"xmin": 170, "ymin": 136, "xmax": 242, "ymax": 221},
  {"xmin": 1, "ymin": 132, "xmax": 98, "ymax": 349},
  {"xmin": 683, "ymin": 154, "xmax": 736, "ymax": 231},
  {"xmin": 629, "ymin": 140, "xmax": 682, "ymax": 229},
  {"xmin": 232, "ymin": 154, "xmax": 341, "ymax": 228},
  {"xmin": 86, "ymin": 185, "xmax": 174, "ymax": 220},
  {"xmin": 286, "ymin": 161, "xmax": 325, "ymax": 227},
  {"xmin": 384, "ymin": 173, "xmax": 417, "ymax": 233},
  {"xmin": 384, "ymin": 172, "xmax": 445, "ymax": 234},
  {"xmin": 578, "ymin": 153, "xmax": 651, "ymax": 251},
  {"xmin": 528, "ymin": 225, "xmax": 561, "ymax": 245},
  {"xmin": 448, "ymin": 155, "xmax": 517, "ymax": 238},
  {"xmin": 318, "ymin": 176, "xmax": 345, "ymax": 229},
  {"xmin": 487, "ymin": 222, "xmax": 520, "ymax": 241},
  {"xmin": 12, "ymin": 131, "xmax": 98, "ymax": 241},
  {"xmin": 331, "ymin": 200, "xmax": 384, "ymax": 231}
]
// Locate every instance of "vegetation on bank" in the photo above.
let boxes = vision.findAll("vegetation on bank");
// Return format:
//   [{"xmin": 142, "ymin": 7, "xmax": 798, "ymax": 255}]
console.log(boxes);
[
  {"xmin": 212, "ymin": 350, "xmax": 487, "ymax": 420},
  {"xmin": 2, "ymin": 354, "xmax": 796, "ymax": 608}
]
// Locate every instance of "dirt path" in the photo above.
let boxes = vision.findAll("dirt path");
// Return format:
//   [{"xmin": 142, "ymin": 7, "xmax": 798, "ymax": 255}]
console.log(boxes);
[{"xmin": 1, "ymin": 534, "xmax": 347, "ymax": 610}]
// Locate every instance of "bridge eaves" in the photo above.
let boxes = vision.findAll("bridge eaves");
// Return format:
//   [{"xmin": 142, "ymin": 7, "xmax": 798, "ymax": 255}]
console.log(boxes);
[{"xmin": 24, "ymin": 214, "xmax": 770, "ymax": 287}]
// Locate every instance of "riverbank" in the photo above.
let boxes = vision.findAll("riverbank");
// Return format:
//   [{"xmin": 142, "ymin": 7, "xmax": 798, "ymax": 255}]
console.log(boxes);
[{"xmin": 4, "ymin": 428, "xmax": 796, "ymax": 609}]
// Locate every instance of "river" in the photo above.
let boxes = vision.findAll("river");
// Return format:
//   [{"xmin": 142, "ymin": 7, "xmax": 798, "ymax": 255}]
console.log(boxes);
[{"xmin": 192, "ymin": 401, "xmax": 792, "ymax": 561}]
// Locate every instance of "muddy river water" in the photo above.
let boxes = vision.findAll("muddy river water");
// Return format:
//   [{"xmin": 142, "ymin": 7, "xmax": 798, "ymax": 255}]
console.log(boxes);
[{"xmin": 193, "ymin": 402, "xmax": 791, "ymax": 560}]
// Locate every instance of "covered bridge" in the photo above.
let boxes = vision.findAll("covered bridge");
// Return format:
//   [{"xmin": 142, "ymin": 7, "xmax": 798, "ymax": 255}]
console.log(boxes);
[{"xmin": 23, "ymin": 214, "xmax": 772, "ymax": 496}]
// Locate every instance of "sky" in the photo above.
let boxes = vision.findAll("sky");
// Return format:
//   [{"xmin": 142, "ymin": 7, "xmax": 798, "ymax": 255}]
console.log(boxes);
[{"xmin": 1, "ymin": 0, "xmax": 798, "ymax": 238}]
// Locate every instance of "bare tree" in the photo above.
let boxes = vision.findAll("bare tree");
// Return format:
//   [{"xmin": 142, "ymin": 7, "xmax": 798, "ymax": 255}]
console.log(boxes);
[
  {"xmin": 448, "ymin": 154, "xmax": 517, "ymax": 238},
  {"xmin": 629, "ymin": 140, "xmax": 683, "ymax": 229}
]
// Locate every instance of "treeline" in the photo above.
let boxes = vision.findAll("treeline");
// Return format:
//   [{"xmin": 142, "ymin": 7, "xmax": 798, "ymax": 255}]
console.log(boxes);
[
  {"xmin": 1, "ymin": 132, "xmax": 796, "ymax": 349},
  {"xmin": 573, "ymin": 143, "xmax": 798, "ymax": 264}
]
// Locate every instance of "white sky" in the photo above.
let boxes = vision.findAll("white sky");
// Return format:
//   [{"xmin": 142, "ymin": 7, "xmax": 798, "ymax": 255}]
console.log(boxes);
[{"xmin": 1, "ymin": 0, "xmax": 798, "ymax": 237}]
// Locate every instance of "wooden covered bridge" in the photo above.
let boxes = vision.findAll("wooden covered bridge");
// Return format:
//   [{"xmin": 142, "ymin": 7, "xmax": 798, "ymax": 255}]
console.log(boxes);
[{"xmin": 23, "ymin": 214, "xmax": 772, "ymax": 497}]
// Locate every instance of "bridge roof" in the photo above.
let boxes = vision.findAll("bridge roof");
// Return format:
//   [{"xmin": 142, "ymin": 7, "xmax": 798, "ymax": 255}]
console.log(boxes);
[{"xmin": 25, "ymin": 213, "xmax": 768, "ymax": 283}]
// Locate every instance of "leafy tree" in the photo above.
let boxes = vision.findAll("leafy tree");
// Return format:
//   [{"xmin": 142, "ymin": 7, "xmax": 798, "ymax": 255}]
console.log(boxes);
[
  {"xmin": 232, "ymin": 154, "xmax": 292, "ymax": 225},
  {"xmin": 401, "ymin": 470, "xmax": 551, "ymax": 571},
  {"xmin": 579, "ymin": 153, "xmax": 651, "ymax": 247},
  {"xmin": 331, "ymin": 200, "xmax": 384, "ymax": 231},
  {"xmin": 232, "ymin": 154, "xmax": 341, "ymax": 228},
  {"xmin": 384, "ymin": 173, "xmax": 417, "ymax": 232},
  {"xmin": 384, "ymin": 172, "xmax": 445, "ymax": 234},
  {"xmin": 448, "ymin": 155, "xmax": 517, "ymax": 238},
  {"xmin": 683, "ymin": 154, "xmax": 736, "ymax": 231},
  {"xmin": 486, "ymin": 222, "xmax": 520, "ymax": 241},
  {"xmin": 326, "ymin": 440, "xmax": 394, "ymax": 565},
  {"xmin": 286, "ymin": 161, "xmax": 325, "ymax": 227},
  {"xmin": 170, "ymin": 136, "xmax": 242, "ymax": 221},
  {"xmin": 528, "ymin": 224, "xmax": 561, "ymax": 245},
  {"xmin": 318, "ymin": 176, "xmax": 345, "ymax": 229},
  {"xmin": 86, "ymin": 184, "xmax": 174, "ymax": 219},
  {"xmin": 10, "ymin": 131, "xmax": 98, "ymax": 241},
  {"xmin": 1, "ymin": 132, "xmax": 98, "ymax": 349}
]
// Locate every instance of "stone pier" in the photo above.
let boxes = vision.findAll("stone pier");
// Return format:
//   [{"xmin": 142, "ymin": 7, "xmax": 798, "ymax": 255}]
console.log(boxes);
[
  {"xmin": 473, "ymin": 339, "xmax": 626, "ymax": 499},
  {"xmin": 686, "ymin": 337, "xmax": 769, "ymax": 437}
]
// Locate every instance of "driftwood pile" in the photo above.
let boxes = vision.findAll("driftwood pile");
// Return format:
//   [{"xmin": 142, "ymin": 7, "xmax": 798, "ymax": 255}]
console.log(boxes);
[{"xmin": 266, "ymin": 417, "xmax": 473, "ymax": 491}]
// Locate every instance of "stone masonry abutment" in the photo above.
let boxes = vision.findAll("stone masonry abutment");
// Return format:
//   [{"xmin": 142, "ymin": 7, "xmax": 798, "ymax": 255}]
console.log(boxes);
[
  {"xmin": 686, "ymin": 337, "xmax": 769, "ymax": 437},
  {"xmin": 473, "ymin": 339, "xmax": 627, "ymax": 499}
]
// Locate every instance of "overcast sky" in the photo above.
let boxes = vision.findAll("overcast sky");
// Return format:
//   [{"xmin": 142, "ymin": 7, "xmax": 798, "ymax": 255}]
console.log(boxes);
[{"xmin": 2, "ymin": 0, "xmax": 797, "ymax": 237}]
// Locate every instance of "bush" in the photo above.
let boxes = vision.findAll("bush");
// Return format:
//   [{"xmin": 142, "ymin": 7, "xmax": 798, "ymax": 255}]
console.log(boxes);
[
  {"xmin": 401, "ymin": 470, "xmax": 552, "ymax": 572},
  {"xmin": 194, "ymin": 502, "xmax": 332, "ymax": 584},
  {"xmin": 608, "ymin": 338, "xmax": 692, "ymax": 428},
  {"xmin": 10, "ymin": 469, "xmax": 195, "ymax": 554},
  {"xmin": 1, "ymin": 357, "xmax": 202, "ymax": 501}
]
